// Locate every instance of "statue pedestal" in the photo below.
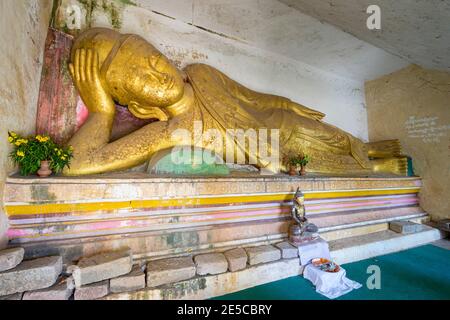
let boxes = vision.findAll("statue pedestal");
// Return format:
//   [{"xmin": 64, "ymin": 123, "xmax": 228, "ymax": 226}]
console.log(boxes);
[
  {"xmin": 288, "ymin": 224, "xmax": 319, "ymax": 246},
  {"xmin": 3, "ymin": 174, "xmax": 426, "ymax": 263}
]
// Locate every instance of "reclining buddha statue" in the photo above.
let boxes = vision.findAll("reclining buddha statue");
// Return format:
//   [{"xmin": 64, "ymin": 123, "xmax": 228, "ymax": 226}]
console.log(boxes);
[{"xmin": 63, "ymin": 27, "xmax": 406, "ymax": 176}]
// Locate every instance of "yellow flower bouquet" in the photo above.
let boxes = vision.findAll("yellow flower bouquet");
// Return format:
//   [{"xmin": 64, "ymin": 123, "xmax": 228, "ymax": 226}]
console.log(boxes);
[{"xmin": 8, "ymin": 131, "xmax": 73, "ymax": 176}]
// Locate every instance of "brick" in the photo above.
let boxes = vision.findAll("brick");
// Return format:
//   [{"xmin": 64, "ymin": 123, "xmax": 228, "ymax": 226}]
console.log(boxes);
[
  {"xmin": 0, "ymin": 292, "xmax": 23, "ymax": 300},
  {"xmin": 0, "ymin": 247, "xmax": 24, "ymax": 272},
  {"xmin": 389, "ymin": 221, "xmax": 422, "ymax": 234},
  {"xmin": 147, "ymin": 256, "xmax": 195, "ymax": 288},
  {"xmin": 74, "ymin": 280, "xmax": 109, "ymax": 300},
  {"xmin": 275, "ymin": 241, "xmax": 299, "ymax": 259},
  {"xmin": 110, "ymin": 265, "xmax": 145, "ymax": 293},
  {"xmin": 245, "ymin": 245, "xmax": 281, "ymax": 265},
  {"xmin": 72, "ymin": 249, "xmax": 133, "ymax": 287},
  {"xmin": 23, "ymin": 276, "xmax": 74, "ymax": 300},
  {"xmin": 224, "ymin": 248, "xmax": 247, "ymax": 272},
  {"xmin": 195, "ymin": 253, "xmax": 228, "ymax": 275},
  {"xmin": 0, "ymin": 256, "xmax": 62, "ymax": 296}
]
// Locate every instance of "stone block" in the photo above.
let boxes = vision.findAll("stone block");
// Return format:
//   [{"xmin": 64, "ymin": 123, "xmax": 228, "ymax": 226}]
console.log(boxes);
[
  {"xmin": 72, "ymin": 249, "xmax": 133, "ymax": 287},
  {"xmin": 275, "ymin": 241, "xmax": 299, "ymax": 259},
  {"xmin": 0, "ymin": 292, "xmax": 23, "ymax": 300},
  {"xmin": 0, "ymin": 256, "xmax": 62, "ymax": 296},
  {"xmin": 110, "ymin": 265, "xmax": 145, "ymax": 293},
  {"xmin": 195, "ymin": 253, "xmax": 228, "ymax": 275},
  {"xmin": 23, "ymin": 276, "xmax": 74, "ymax": 300},
  {"xmin": 147, "ymin": 256, "xmax": 195, "ymax": 288},
  {"xmin": 224, "ymin": 248, "xmax": 247, "ymax": 272},
  {"xmin": 437, "ymin": 219, "xmax": 450, "ymax": 232},
  {"xmin": 0, "ymin": 247, "xmax": 24, "ymax": 272},
  {"xmin": 245, "ymin": 245, "xmax": 281, "ymax": 265},
  {"xmin": 389, "ymin": 221, "xmax": 422, "ymax": 234},
  {"xmin": 74, "ymin": 280, "xmax": 109, "ymax": 300}
]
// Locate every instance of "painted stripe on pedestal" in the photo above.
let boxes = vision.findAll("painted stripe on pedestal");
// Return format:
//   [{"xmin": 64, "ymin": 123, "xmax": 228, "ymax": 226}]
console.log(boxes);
[{"xmin": 5, "ymin": 187, "xmax": 420, "ymax": 216}]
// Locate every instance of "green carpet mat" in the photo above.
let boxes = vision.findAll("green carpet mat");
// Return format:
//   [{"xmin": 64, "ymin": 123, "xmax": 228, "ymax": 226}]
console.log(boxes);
[{"xmin": 213, "ymin": 244, "xmax": 450, "ymax": 300}]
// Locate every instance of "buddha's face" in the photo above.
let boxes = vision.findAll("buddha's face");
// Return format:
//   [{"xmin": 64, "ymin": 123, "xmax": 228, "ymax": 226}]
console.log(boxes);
[{"xmin": 104, "ymin": 35, "xmax": 185, "ymax": 118}]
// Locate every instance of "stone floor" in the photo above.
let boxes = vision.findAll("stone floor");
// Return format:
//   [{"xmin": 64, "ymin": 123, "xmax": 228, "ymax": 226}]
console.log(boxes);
[{"xmin": 214, "ymin": 244, "xmax": 450, "ymax": 300}]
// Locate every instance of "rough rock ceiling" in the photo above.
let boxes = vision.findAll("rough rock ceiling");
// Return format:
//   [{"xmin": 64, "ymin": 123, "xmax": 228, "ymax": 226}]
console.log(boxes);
[
  {"xmin": 132, "ymin": 0, "xmax": 408, "ymax": 82},
  {"xmin": 279, "ymin": 0, "xmax": 450, "ymax": 72}
]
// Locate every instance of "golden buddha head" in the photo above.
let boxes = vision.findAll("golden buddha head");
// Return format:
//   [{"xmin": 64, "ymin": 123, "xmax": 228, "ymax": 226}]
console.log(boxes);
[{"xmin": 71, "ymin": 28, "xmax": 185, "ymax": 119}]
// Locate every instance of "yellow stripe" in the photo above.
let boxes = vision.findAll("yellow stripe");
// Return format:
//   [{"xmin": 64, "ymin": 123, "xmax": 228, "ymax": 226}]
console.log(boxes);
[{"xmin": 5, "ymin": 188, "xmax": 419, "ymax": 216}]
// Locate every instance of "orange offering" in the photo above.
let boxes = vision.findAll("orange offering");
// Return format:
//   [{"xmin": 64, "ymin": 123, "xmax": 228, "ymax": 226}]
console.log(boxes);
[{"xmin": 311, "ymin": 258, "xmax": 341, "ymax": 273}]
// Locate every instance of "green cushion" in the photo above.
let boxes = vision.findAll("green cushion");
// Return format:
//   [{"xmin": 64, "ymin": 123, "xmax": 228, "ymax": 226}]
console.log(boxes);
[{"xmin": 148, "ymin": 147, "xmax": 230, "ymax": 175}]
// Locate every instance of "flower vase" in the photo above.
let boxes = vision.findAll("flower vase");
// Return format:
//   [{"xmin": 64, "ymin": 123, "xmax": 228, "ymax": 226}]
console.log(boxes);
[
  {"xmin": 37, "ymin": 160, "xmax": 52, "ymax": 177},
  {"xmin": 289, "ymin": 166, "xmax": 297, "ymax": 176},
  {"xmin": 299, "ymin": 166, "xmax": 306, "ymax": 176}
]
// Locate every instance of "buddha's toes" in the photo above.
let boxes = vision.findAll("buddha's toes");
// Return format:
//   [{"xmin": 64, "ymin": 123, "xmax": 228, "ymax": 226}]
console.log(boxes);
[
  {"xmin": 366, "ymin": 139, "xmax": 403, "ymax": 158},
  {"xmin": 371, "ymin": 156, "xmax": 408, "ymax": 176}
]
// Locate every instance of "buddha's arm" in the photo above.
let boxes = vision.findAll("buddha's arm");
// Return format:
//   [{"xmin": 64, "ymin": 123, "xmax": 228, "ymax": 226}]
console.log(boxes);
[
  {"xmin": 66, "ymin": 48, "xmax": 116, "ymax": 156},
  {"xmin": 254, "ymin": 94, "xmax": 325, "ymax": 121},
  {"xmin": 64, "ymin": 118, "xmax": 175, "ymax": 176},
  {"xmin": 211, "ymin": 65, "xmax": 325, "ymax": 121}
]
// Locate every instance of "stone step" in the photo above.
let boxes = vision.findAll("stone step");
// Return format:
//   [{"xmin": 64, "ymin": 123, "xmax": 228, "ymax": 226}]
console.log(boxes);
[
  {"xmin": 72, "ymin": 249, "xmax": 133, "ymax": 287},
  {"xmin": 223, "ymin": 248, "xmax": 247, "ymax": 272},
  {"xmin": 0, "ymin": 292, "xmax": 23, "ymax": 300},
  {"xmin": 74, "ymin": 280, "xmax": 109, "ymax": 300},
  {"xmin": 245, "ymin": 245, "xmax": 281, "ymax": 265},
  {"xmin": 329, "ymin": 225, "xmax": 443, "ymax": 265},
  {"xmin": 389, "ymin": 220, "xmax": 423, "ymax": 234},
  {"xmin": 130, "ymin": 213, "xmax": 429, "ymax": 263},
  {"xmin": 15, "ymin": 212, "xmax": 429, "ymax": 265},
  {"xmin": 146, "ymin": 256, "xmax": 196, "ymax": 288},
  {"xmin": 103, "ymin": 225, "xmax": 444, "ymax": 300},
  {"xmin": 110, "ymin": 265, "xmax": 145, "ymax": 293},
  {"xmin": 22, "ymin": 276, "xmax": 74, "ymax": 300},
  {"xmin": 0, "ymin": 247, "xmax": 24, "ymax": 272},
  {"xmin": 0, "ymin": 256, "xmax": 62, "ymax": 296},
  {"xmin": 436, "ymin": 219, "xmax": 450, "ymax": 232},
  {"xmin": 194, "ymin": 253, "xmax": 228, "ymax": 276},
  {"xmin": 320, "ymin": 214, "xmax": 428, "ymax": 241},
  {"xmin": 105, "ymin": 258, "xmax": 303, "ymax": 300},
  {"xmin": 274, "ymin": 241, "xmax": 298, "ymax": 259}
]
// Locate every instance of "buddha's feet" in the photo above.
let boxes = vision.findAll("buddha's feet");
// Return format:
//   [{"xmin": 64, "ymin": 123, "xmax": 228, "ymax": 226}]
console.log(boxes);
[
  {"xmin": 366, "ymin": 139, "xmax": 402, "ymax": 159},
  {"xmin": 371, "ymin": 156, "xmax": 408, "ymax": 176},
  {"xmin": 366, "ymin": 140, "xmax": 403, "ymax": 158}
]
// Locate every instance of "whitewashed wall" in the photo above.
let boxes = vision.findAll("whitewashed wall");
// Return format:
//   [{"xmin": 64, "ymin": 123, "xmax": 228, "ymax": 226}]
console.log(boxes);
[
  {"xmin": 57, "ymin": 0, "xmax": 409, "ymax": 141},
  {"xmin": 0, "ymin": 0, "xmax": 52, "ymax": 248}
]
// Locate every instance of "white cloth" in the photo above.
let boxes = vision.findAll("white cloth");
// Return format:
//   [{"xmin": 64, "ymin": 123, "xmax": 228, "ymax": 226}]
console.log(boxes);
[
  {"xmin": 303, "ymin": 264, "xmax": 362, "ymax": 299},
  {"xmin": 296, "ymin": 237, "xmax": 331, "ymax": 265},
  {"xmin": 297, "ymin": 237, "xmax": 362, "ymax": 299}
]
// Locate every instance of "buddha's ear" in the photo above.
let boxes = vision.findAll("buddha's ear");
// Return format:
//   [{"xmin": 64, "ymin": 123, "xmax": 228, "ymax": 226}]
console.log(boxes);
[{"xmin": 128, "ymin": 101, "xmax": 169, "ymax": 121}]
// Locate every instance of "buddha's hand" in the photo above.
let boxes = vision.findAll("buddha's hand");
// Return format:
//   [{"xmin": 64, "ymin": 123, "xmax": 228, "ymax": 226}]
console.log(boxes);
[
  {"xmin": 288, "ymin": 103, "xmax": 325, "ymax": 121},
  {"xmin": 69, "ymin": 48, "xmax": 115, "ymax": 116}
]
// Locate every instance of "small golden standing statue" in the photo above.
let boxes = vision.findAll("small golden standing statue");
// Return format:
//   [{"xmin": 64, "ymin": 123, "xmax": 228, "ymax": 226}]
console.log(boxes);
[
  {"xmin": 63, "ymin": 28, "xmax": 407, "ymax": 176},
  {"xmin": 289, "ymin": 188, "xmax": 319, "ymax": 245}
]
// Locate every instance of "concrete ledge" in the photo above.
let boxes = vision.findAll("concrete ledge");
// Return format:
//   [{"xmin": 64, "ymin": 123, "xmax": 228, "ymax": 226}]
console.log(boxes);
[
  {"xmin": 330, "ymin": 225, "xmax": 443, "ymax": 264},
  {"xmin": 104, "ymin": 258, "xmax": 303, "ymax": 300},
  {"xmin": 330, "ymin": 225, "xmax": 444, "ymax": 265},
  {"xmin": 103, "ymin": 225, "xmax": 443, "ymax": 300}
]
